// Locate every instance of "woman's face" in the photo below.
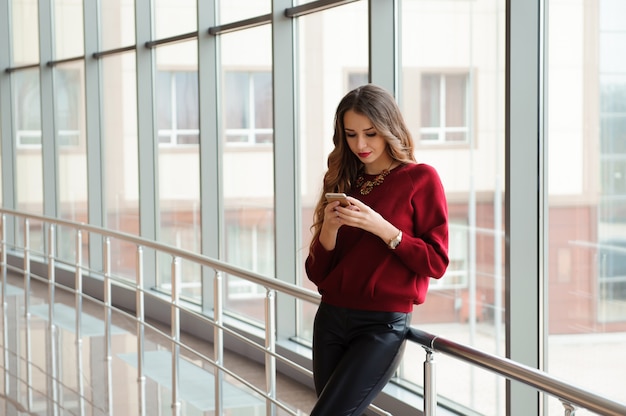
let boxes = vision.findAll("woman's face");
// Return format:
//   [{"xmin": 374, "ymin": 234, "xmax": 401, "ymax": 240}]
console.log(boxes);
[{"xmin": 343, "ymin": 110, "xmax": 392, "ymax": 174}]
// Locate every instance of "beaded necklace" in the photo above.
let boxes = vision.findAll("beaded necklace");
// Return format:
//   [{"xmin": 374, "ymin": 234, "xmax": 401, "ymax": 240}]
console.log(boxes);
[{"xmin": 355, "ymin": 161, "xmax": 394, "ymax": 195}]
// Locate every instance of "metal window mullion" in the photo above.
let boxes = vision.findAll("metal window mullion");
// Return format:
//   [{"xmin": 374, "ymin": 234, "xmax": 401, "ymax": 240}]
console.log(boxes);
[
  {"xmin": 505, "ymin": 0, "xmax": 545, "ymax": 415},
  {"xmin": 39, "ymin": 0, "xmax": 57, "ymax": 218},
  {"xmin": 369, "ymin": 0, "xmax": 398, "ymax": 97},
  {"xmin": 272, "ymin": 0, "xmax": 299, "ymax": 336},
  {"xmin": 136, "ymin": 0, "xmax": 158, "ymax": 288},
  {"xmin": 84, "ymin": 0, "xmax": 104, "ymax": 271},
  {"xmin": 0, "ymin": 0, "xmax": 16, "ymax": 216},
  {"xmin": 197, "ymin": 0, "xmax": 221, "ymax": 314}
]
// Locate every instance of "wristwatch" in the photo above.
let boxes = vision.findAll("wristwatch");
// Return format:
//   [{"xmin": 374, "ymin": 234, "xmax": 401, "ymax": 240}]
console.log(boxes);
[{"xmin": 388, "ymin": 230, "xmax": 402, "ymax": 250}]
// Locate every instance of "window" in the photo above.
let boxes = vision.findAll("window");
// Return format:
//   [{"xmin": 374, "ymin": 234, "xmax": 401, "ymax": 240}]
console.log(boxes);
[
  {"xmin": 420, "ymin": 72, "xmax": 469, "ymax": 143},
  {"xmin": 55, "ymin": 68, "xmax": 82, "ymax": 147},
  {"xmin": 156, "ymin": 70, "xmax": 199, "ymax": 145},
  {"xmin": 430, "ymin": 220, "xmax": 468, "ymax": 289},
  {"xmin": 224, "ymin": 71, "xmax": 273, "ymax": 145},
  {"xmin": 14, "ymin": 69, "xmax": 42, "ymax": 147}
]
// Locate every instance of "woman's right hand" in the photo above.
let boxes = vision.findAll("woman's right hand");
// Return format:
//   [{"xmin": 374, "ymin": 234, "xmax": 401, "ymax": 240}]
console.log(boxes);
[
  {"xmin": 317, "ymin": 201, "xmax": 342, "ymax": 250},
  {"xmin": 318, "ymin": 200, "xmax": 359, "ymax": 251}
]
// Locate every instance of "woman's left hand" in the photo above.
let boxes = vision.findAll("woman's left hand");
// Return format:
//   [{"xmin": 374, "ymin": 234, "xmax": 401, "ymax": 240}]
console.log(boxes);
[{"xmin": 337, "ymin": 197, "xmax": 400, "ymax": 244}]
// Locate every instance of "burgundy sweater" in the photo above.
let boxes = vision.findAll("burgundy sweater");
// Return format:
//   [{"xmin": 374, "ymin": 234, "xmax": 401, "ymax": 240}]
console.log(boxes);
[{"xmin": 305, "ymin": 163, "xmax": 449, "ymax": 313}]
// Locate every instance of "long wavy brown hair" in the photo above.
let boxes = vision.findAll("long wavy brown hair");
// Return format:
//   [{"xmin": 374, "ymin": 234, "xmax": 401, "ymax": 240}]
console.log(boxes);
[{"xmin": 309, "ymin": 84, "xmax": 417, "ymax": 254}]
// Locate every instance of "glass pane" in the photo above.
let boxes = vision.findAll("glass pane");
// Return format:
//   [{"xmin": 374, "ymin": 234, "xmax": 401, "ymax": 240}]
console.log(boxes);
[
  {"xmin": 156, "ymin": 71, "xmax": 173, "ymax": 130},
  {"xmin": 399, "ymin": 1, "xmax": 505, "ymax": 414},
  {"xmin": 298, "ymin": 0, "xmax": 369, "ymax": 342},
  {"xmin": 101, "ymin": 52, "xmax": 139, "ymax": 281},
  {"xmin": 153, "ymin": 0, "xmax": 196, "ymax": 39},
  {"xmin": 155, "ymin": 40, "xmax": 201, "ymax": 301},
  {"xmin": 13, "ymin": 68, "xmax": 43, "ymax": 216},
  {"xmin": 53, "ymin": 0, "xmax": 84, "ymax": 59},
  {"xmin": 55, "ymin": 62, "xmax": 88, "ymax": 264},
  {"xmin": 175, "ymin": 72, "xmax": 199, "ymax": 131},
  {"xmin": 219, "ymin": 0, "xmax": 270, "ymax": 24},
  {"xmin": 221, "ymin": 25, "xmax": 274, "ymax": 324},
  {"xmin": 253, "ymin": 72, "xmax": 272, "ymax": 130},
  {"xmin": 101, "ymin": 0, "xmax": 135, "ymax": 50},
  {"xmin": 445, "ymin": 74, "xmax": 467, "ymax": 127},
  {"xmin": 421, "ymin": 74, "xmax": 440, "ymax": 128},
  {"xmin": 11, "ymin": 0, "xmax": 39, "ymax": 65},
  {"xmin": 225, "ymin": 72, "xmax": 249, "ymax": 130},
  {"xmin": 547, "ymin": 1, "xmax": 626, "ymax": 413}
]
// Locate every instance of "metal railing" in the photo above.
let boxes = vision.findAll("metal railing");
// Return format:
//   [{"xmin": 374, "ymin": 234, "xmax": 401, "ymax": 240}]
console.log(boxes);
[{"xmin": 1, "ymin": 208, "xmax": 625, "ymax": 416}]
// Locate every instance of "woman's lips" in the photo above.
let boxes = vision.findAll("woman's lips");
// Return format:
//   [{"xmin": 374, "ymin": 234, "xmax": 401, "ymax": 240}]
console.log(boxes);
[{"xmin": 358, "ymin": 152, "xmax": 371, "ymax": 158}]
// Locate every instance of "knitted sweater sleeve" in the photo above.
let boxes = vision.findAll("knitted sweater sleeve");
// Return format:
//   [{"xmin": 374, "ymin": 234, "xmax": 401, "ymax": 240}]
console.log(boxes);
[{"xmin": 393, "ymin": 164, "xmax": 449, "ymax": 279}]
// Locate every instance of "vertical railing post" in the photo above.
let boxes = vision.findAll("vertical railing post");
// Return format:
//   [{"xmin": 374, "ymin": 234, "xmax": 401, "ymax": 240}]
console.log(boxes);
[
  {"xmin": 48, "ymin": 224, "xmax": 56, "ymax": 327},
  {"xmin": 136, "ymin": 246, "xmax": 146, "ymax": 416},
  {"xmin": 75, "ymin": 230, "xmax": 85, "ymax": 415},
  {"xmin": 75, "ymin": 230, "xmax": 83, "ymax": 336},
  {"xmin": 23, "ymin": 218, "xmax": 30, "ymax": 316},
  {"xmin": 47, "ymin": 224, "xmax": 59, "ymax": 415},
  {"xmin": 562, "ymin": 400, "xmax": 577, "ymax": 416},
  {"xmin": 171, "ymin": 256, "xmax": 181, "ymax": 416},
  {"xmin": 214, "ymin": 270, "xmax": 224, "ymax": 416},
  {"xmin": 22, "ymin": 218, "xmax": 33, "ymax": 411},
  {"xmin": 103, "ymin": 236, "xmax": 113, "ymax": 414},
  {"xmin": 0, "ymin": 214, "xmax": 7, "ymax": 408},
  {"xmin": 423, "ymin": 347, "xmax": 437, "ymax": 416},
  {"xmin": 265, "ymin": 288, "xmax": 277, "ymax": 416}
]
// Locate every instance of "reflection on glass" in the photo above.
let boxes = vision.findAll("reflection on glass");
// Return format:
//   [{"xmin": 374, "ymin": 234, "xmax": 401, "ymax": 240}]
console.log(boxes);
[
  {"xmin": 11, "ymin": 0, "xmax": 39, "ymax": 65},
  {"xmin": 153, "ymin": 0, "xmax": 196, "ymax": 39},
  {"xmin": 101, "ymin": 52, "xmax": 139, "ymax": 281},
  {"xmin": 397, "ymin": 1, "xmax": 505, "ymax": 414},
  {"xmin": 100, "ymin": 0, "xmax": 135, "ymax": 51},
  {"xmin": 13, "ymin": 68, "xmax": 44, "ymax": 254},
  {"xmin": 547, "ymin": 1, "xmax": 626, "ymax": 413},
  {"xmin": 13, "ymin": 69, "xmax": 43, "ymax": 213},
  {"xmin": 53, "ymin": 0, "xmax": 84, "ymax": 59},
  {"xmin": 155, "ymin": 40, "xmax": 201, "ymax": 301},
  {"xmin": 221, "ymin": 25, "xmax": 274, "ymax": 324},
  {"xmin": 298, "ymin": 0, "xmax": 369, "ymax": 342},
  {"xmin": 55, "ymin": 62, "xmax": 88, "ymax": 264},
  {"xmin": 219, "ymin": 0, "xmax": 270, "ymax": 24}
]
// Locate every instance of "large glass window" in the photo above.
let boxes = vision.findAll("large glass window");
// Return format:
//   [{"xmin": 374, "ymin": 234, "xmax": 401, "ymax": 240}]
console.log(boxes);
[
  {"xmin": 11, "ymin": 0, "xmax": 39, "ymax": 65},
  {"xmin": 398, "ymin": 1, "xmax": 506, "ymax": 414},
  {"xmin": 101, "ymin": 52, "xmax": 139, "ymax": 280},
  {"xmin": 155, "ymin": 41, "xmax": 201, "ymax": 301},
  {"xmin": 420, "ymin": 72, "xmax": 470, "ymax": 143},
  {"xmin": 224, "ymin": 71, "xmax": 273, "ymax": 145},
  {"xmin": 156, "ymin": 70, "xmax": 199, "ymax": 145},
  {"xmin": 53, "ymin": 0, "xmax": 84, "ymax": 60},
  {"xmin": 55, "ymin": 63, "xmax": 88, "ymax": 264},
  {"xmin": 547, "ymin": 1, "xmax": 626, "ymax": 413},
  {"xmin": 297, "ymin": 0, "xmax": 369, "ymax": 342},
  {"xmin": 100, "ymin": 0, "xmax": 135, "ymax": 51},
  {"xmin": 221, "ymin": 25, "xmax": 274, "ymax": 325},
  {"xmin": 153, "ymin": 0, "xmax": 196, "ymax": 40}
]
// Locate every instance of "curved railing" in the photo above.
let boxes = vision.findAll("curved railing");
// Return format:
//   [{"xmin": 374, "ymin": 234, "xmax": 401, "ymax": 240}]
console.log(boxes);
[{"xmin": 1, "ymin": 208, "xmax": 625, "ymax": 416}]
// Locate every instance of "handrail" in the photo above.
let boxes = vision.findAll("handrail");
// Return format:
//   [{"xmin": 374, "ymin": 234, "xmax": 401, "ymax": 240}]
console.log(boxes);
[
  {"xmin": 407, "ymin": 328, "xmax": 626, "ymax": 416},
  {"xmin": 0, "ymin": 208, "xmax": 319, "ymax": 304},
  {"xmin": 2, "ymin": 208, "xmax": 626, "ymax": 415}
]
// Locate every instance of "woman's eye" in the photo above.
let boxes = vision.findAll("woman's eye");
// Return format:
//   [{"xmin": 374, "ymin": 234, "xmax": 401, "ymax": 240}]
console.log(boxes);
[
  {"xmin": 366, "ymin": 133, "xmax": 377, "ymax": 137},
  {"xmin": 346, "ymin": 133, "xmax": 356, "ymax": 138}
]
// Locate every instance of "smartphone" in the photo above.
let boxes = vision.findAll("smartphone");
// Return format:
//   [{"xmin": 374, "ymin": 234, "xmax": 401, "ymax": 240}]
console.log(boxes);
[{"xmin": 325, "ymin": 192, "xmax": 351, "ymax": 207}]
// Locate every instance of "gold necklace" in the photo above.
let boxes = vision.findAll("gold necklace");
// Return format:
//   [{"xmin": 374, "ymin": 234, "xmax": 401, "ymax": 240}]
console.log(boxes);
[{"xmin": 355, "ymin": 162, "xmax": 394, "ymax": 195}]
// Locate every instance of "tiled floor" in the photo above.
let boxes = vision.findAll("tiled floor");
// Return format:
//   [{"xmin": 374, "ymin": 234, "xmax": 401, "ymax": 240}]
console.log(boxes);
[{"xmin": 0, "ymin": 272, "xmax": 318, "ymax": 415}]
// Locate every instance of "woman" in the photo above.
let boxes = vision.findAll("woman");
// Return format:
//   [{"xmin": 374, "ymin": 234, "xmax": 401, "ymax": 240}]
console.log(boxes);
[{"xmin": 305, "ymin": 84, "xmax": 449, "ymax": 415}]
